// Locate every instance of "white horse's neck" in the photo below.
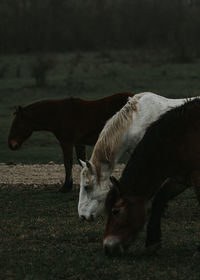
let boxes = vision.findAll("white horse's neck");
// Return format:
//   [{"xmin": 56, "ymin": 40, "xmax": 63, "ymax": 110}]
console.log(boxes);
[{"xmin": 90, "ymin": 93, "xmax": 136, "ymax": 180}]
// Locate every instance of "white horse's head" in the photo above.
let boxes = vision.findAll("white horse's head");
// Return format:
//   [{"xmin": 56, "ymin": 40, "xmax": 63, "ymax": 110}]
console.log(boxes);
[{"xmin": 78, "ymin": 160, "xmax": 110, "ymax": 221}]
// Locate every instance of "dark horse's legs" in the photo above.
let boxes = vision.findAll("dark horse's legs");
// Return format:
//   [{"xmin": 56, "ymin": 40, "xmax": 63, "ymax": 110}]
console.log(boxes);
[
  {"xmin": 59, "ymin": 142, "xmax": 73, "ymax": 193},
  {"xmin": 59, "ymin": 143, "xmax": 86, "ymax": 193},
  {"xmin": 191, "ymin": 171, "xmax": 200, "ymax": 204},
  {"xmin": 191, "ymin": 171, "xmax": 200, "ymax": 252},
  {"xmin": 75, "ymin": 144, "xmax": 86, "ymax": 162},
  {"xmin": 146, "ymin": 176, "xmax": 190, "ymax": 248}
]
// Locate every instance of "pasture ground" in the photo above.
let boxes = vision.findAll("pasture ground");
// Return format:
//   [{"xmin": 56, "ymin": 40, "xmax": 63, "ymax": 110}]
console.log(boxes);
[{"xmin": 0, "ymin": 163, "xmax": 200, "ymax": 280}]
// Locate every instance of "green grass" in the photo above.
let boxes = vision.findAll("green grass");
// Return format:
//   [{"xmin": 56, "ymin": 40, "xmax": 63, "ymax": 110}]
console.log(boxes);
[
  {"xmin": 1, "ymin": 50, "xmax": 200, "ymax": 164},
  {"xmin": 0, "ymin": 186, "xmax": 200, "ymax": 280}
]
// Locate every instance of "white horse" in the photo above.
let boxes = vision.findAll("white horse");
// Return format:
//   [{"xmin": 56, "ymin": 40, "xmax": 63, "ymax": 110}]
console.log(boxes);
[{"xmin": 78, "ymin": 92, "xmax": 195, "ymax": 221}]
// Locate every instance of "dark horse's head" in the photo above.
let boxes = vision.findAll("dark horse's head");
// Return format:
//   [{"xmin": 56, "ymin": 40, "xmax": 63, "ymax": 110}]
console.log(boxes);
[
  {"xmin": 8, "ymin": 106, "xmax": 33, "ymax": 150},
  {"xmin": 103, "ymin": 176, "xmax": 147, "ymax": 256}
]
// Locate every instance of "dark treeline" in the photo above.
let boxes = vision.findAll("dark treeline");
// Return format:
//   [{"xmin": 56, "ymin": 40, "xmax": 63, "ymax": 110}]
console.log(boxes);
[{"xmin": 1, "ymin": 0, "xmax": 200, "ymax": 58}]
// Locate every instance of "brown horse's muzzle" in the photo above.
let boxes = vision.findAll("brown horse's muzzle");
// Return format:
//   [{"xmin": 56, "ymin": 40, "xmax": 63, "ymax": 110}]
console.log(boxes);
[
  {"xmin": 8, "ymin": 140, "xmax": 20, "ymax": 150},
  {"xmin": 103, "ymin": 236, "xmax": 126, "ymax": 256}
]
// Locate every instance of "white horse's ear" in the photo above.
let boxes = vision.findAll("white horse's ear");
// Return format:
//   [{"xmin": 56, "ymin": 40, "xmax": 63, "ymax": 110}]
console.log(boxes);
[
  {"xmin": 86, "ymin": 160, "xmax": 95, "ymax": 175},
  {"xmin": 78, "ymin": 159, "xmax": 86, "ymax": 168}
]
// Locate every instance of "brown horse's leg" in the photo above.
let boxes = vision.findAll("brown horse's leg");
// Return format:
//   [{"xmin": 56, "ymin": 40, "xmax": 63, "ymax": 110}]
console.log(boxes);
[
  {"xmin": 59, "ymin": 142, "xmax": 73, "ymax": 193},
  {"xmin": 191, "ymin": 171, "xmax": 200, "ymax": 252},
  {"xmin": 191, "ymin": 171, "xmax": 200, "ymax": 203},
  {"xmin": 75, "ymin": 144, "xmax": 86, "ymax": 161},
  {"xmin": 146, "ymin": 175, "xmax": 190, "ymax": 248}
]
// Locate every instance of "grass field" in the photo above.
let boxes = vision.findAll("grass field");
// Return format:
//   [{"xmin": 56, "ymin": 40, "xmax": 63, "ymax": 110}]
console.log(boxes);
[
  {"xmin": 1, "ymin": 184, "xmax": 200, "ymax": 280},
  {"xmin": 1, "ymin": 50, "xmax": 200, "ymax": 279},
  {"xmin": 1, "ymin": 50, "xmax": 200, "ymax": 164}
]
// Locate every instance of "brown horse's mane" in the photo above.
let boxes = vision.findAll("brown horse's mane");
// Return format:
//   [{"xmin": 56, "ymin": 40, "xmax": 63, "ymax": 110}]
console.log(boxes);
[
  {"xmin": 18, "ymin": 97, "xmax": 81, "ymax": 111},
  {"xmin": 106, "ymin": 98, "xmax": 200, "ymax": 206},
  {"xmin": 17, "ymin": 93, "xmax": 133, "ymax": 113}
]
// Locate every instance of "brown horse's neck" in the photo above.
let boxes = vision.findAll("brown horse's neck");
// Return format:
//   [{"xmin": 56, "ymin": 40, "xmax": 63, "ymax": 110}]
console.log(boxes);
[
  {"xmin": 119, "ymin": 125, "xmax": 179, "ymax": 199},
  {"xmin": 120, "ymin": 152, "xmax": 169, "ymax": 200}
]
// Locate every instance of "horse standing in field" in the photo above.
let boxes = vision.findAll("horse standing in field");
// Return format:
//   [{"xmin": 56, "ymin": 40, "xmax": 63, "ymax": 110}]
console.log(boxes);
[
  {"xmin": 8, "ymin": 93, "xmax": 133, "ymax": 192},
  {"xmin": 103, "ymin": 99, "xmax": 200, "ymax": 256},
  {"xmin": 78, "ymin": 92, "xmax": 195, "ymax": 220}
]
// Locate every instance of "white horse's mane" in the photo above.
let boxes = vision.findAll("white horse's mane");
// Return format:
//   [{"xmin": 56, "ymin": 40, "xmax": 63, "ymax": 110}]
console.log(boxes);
[{"xmin": 91, "ymin": 94, "xmax": 142, "ymax": 180}]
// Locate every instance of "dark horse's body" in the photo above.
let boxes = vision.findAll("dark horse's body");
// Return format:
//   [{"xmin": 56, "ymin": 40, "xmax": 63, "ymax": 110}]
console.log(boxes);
[
  {"xmin": 103, "ymin": 98, "xmax": 200, "ymax": 256},
  {"xmin": 8, "ymin": 93, "xmax": 133, "ymax": 192}
]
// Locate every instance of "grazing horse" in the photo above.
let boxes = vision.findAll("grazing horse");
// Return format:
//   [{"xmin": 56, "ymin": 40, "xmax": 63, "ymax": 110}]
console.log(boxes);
[
  {"xmin": 78, "ymin": 92, "xmax": 195, "ymax": 220},
  {"xmin": 8, "ymin": 93, "xmax": 133, "ymax": 192},
  {"xmin": 103, "ymin": 98, "xmax": 200, "ymax": 256}
]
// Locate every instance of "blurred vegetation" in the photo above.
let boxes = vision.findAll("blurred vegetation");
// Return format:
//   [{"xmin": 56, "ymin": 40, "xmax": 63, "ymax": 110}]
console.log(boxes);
[
  {"xmin": 1, "ymin": 0, "xmax": 200, "ymax": 62},
  {"xmin": 1, "ymin": 50, "xmax": 200, "ymax": 164}
]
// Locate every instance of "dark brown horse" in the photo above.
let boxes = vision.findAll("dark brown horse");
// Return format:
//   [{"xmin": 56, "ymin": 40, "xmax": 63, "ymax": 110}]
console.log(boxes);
[
  {"xmin": 8, "ymin": 92, "xmax": 133, "ymax": 192},
  {"xmin": 103, "ymin": 98, "xmax": 200, "ymax": 256}
]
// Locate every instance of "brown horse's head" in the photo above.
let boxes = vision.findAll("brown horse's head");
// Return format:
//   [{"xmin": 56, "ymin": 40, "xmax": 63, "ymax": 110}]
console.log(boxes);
[
  {"xmin": 8, "ymin": 106, "xmax": 34, "ymax": 150},
  {"xmin": 103, "ymin": 176, "xmax": 147, "ymax": 256}
]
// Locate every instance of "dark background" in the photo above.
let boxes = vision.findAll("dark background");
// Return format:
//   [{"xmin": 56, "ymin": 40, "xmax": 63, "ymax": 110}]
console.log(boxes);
[
  {"xmin": 1, "ymin": 0, "xmax": 200, "ymax": 61},
  {"xmin": 1, "ymin": 0, "xmax": 200, "ymax": 163}
]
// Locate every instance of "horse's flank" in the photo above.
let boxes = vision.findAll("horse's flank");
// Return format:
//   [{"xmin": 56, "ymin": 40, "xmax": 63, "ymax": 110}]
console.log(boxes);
[{"xmin": 91, "ymin": 94, "xmax": 143, "ymax": 181}]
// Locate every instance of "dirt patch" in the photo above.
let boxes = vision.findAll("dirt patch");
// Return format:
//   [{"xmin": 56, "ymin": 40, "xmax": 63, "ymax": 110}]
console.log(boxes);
[{"xmin": 0, "ymin": 163, "xmax": 125, "ymax": 189}]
